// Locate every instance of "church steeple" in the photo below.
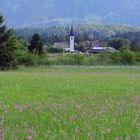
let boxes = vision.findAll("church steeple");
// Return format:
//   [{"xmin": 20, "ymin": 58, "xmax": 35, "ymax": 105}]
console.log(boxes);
[
  {"xmin": 69, "ymin": 26, "xmax": 75, "ymax": 52},
  {"xmin": 70, "ymin": 26, "xmax": 74, "ymax": 36}
]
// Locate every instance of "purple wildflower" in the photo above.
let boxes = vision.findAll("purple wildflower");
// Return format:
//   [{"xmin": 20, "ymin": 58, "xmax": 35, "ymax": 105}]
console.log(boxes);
[
  {"xmin": 107, "ymin": 128, "xmax": 110, "ymax": 135},
  {"xmin": 26, "ymin": 135, "xmax": 32, "ymax": 140}
]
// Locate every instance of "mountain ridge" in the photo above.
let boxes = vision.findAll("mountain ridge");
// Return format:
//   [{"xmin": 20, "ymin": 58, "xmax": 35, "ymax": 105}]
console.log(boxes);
[{"xmin": 1, "ymin": 0, "xmax": 140, "ymax": 28}]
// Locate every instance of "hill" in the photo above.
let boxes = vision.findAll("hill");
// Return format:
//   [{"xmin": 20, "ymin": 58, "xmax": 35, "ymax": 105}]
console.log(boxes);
[{"xmin": 1, "ymin": 0, "xmax": 140, "ymax": 27}]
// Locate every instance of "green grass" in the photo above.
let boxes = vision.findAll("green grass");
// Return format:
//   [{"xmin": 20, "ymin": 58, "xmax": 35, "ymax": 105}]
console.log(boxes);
[{"xmin": 0, "ymin": 66, "xmax": 140, "ymax": 140}]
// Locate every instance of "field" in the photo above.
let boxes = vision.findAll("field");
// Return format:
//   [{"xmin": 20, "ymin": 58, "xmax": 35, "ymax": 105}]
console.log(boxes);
[{"xmin": 0, "ymin": 66, "xmax": 140, "ymax": 140}]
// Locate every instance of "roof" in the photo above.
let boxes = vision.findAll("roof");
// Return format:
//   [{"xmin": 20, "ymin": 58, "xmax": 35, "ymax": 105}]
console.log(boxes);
[
  {"xmin": 90, "ymin": 46, "xmax": 116, "ymax": 53},
  {"xmin": 53, "ymin": 42, "xmax": 70, "ymax": 49},
  {"xmin": 70, "ymin": 26, "xmax": 74, "ymax": 36},
  {"xmin": 90, "ymin": 40, "xmax": 107, "ymax": 48}
]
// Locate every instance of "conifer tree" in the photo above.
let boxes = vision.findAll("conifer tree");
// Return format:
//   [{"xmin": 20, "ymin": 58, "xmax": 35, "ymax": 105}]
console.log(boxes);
[
  {"xmin": 0, "ymin": 15, "xmax": 17, "ymax": 70},
  {"xmin": 28, "ymin": 33, "xmax": 43, "ymax": 55}
]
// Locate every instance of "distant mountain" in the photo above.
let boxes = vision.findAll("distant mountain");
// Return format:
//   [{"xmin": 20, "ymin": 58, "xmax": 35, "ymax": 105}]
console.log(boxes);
[{"xmin": 1, "ymin": 0, "xmax": 140, "ymax": 28}]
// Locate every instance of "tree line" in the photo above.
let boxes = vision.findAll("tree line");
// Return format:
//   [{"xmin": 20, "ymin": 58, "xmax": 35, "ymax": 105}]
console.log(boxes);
[{"xmin": 15, "ymin": 24, "xmax": 140, "ymax": 44}]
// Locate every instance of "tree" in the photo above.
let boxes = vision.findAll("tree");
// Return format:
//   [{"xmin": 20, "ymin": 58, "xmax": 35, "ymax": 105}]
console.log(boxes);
[
  {"xmin": 28, "ymin": 33, "xmax": 43, "ymax": 55},
  {"xmin": 75, "ymin": 41, "xmax": 90, "ymax": 52},
  {"xmin": 108, "ymin": 38, "xmax": 130, "ymax": 50},
  {"xmin": 0, "ymin": 15, "xmax": 18, "ymax": 70},
  {"xmin": 130, "ymin": 39, "xmax": 140, "ymax": 52},
  {"xmin": 119, "ymin": 46, "xmax": 136, "ymax": 64}
]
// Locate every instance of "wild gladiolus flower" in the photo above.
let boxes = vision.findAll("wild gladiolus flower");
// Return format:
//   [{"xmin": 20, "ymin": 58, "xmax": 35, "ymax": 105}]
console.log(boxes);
[
  {"xmin": 26, "ymin": 135, "xmax": 32, "ymax": 140},
  {"xmin": 114, "ymin": 137, "xmax": 119, "ymax": 140},
  {"xmin": 19, "ymin": 108, "xmax": 24, "ymax": 113},
  {"xmin": 137, "ymin": 134, "xmax": 140, "ymax": 139},
  {"xmin": 107, "ymin": 128, "xmax": 110, "ymax": 134}
]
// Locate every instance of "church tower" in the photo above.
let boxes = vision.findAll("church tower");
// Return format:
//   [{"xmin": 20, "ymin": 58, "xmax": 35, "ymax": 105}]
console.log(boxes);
[{"xmin": 69, "ymin": 26, "xmax": 75, "ymax": 52}]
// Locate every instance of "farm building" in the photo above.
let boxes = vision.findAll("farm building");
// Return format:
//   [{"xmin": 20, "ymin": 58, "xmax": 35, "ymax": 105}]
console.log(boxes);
[
  {"xmin": 88, "ymin": 40, "xmax": 116, "ymax": 53},
  {"xmin": 89, "ymin": 46, "xmax": 116, "ymax": 53}
]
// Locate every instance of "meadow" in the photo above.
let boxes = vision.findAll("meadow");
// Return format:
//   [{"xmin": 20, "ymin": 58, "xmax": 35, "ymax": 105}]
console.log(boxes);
[{"xmin": 0, "ymin": 66, "xmax": 140, "ymax": 140}]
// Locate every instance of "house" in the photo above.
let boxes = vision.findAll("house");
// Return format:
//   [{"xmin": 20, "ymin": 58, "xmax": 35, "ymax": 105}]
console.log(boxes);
[{"xmin": 53, "ymin": 42, "xmax": 70, "ymax": 51}]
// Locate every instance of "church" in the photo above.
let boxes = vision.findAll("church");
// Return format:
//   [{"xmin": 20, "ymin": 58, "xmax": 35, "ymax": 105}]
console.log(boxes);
[{"xmin": 53, "ymin": 26, "xmax": 75, "ymax": 52}]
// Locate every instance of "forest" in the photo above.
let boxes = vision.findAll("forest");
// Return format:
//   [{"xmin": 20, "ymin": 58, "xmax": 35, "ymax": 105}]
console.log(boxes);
[{"xmin": 15, "ymin": 24, "xmax": 140, "ymax": 44}]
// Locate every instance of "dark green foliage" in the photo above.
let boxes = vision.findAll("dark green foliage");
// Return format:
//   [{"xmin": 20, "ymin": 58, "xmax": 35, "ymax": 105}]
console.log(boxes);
[
  {"xmin": 17, "ymin": 51, "xmax": 51, "ymax": 66},
  {"xmin": 28, "ymin": 33, "xmax": 43, "ymax": 55},
  {"xmin": 130, "ymin": 40, "xmax": 140, "ymax": 52},
  {"xmin": 37, "ymin": 55, "xmax": 51, "ymax": 66},
  {"xmin": 110, "ymin": 52, "xmax": 121, "ymax": 64},
  {"xmin": 73, "ymin": 54, "xmax": 85, "ymax": 65},
  {"xmin": 52, "ymin": 48, "xmax": 139, "ymax": 66},
  {"xmin": 97, "ymin": 52, "xmax": 112, "ymax": 65},
  {"xmin": 0, "ymin": 15, "xmax": 18, "ymax": 70},
  {"xmin": 108, "ymin": 38, "xmax": 130, "ymax": 50},
  {"xmin": 46, "ymin": 47, "xmax": 64, "ymax": 53},
  {"xmin": 16, "ymin": 51, "xmax": 38, "ymax": 66},
  {"xmin": 75, "ymin": 41, "xmax": 90, "ymax": 52},
  {"xmin": 119, "ymin": 47, "xmax": 136, "ymax": 64},
  {"xmin": 116, "ymin": 31, "xmax": 140, "ymax": 51},
  {"xmin": 136, "ymin": 52, "xmax": 140, "ymax": 61},
  {"xmin": 55, "ymin": 54, "xmax": 85, "ymax": 65},
  {"xmin": 111, "ymin": 47, "xmax": 136, "ymax": 64}
]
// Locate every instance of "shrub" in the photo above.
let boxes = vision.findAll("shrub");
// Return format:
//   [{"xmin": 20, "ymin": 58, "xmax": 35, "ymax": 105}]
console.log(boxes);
[
  {"xmin": 110, "ymin": 52, "xmax": 121, "ymax": 64},
  {"xmin": 17, "ymin": 51, "xmax": 38, "ymax": 66},
  {"xmin": 37, "ymin": 54, "xmax": 51, "ymax": 66},
  {"xmin": 16, "ymin": 51, "xmax": 51, "ymax": 66},
  {"xmin": 55, "ymin": 54, "xmax": 74, "ymax": 65},
  {"xmin": 55, "ymin": 53, "xmax": 85, "ymax": 65},
  {"xmin": 73, "ymin": 53, "xmax": 85, "ymax": 65},
  {"xmin": 46, "ymin": 47, "xmax": 64, "ymax": 53},
  {"xmin": 136, "ymin": 52, "xmax": 140, "ymax": 62},
  {"xmin": 120, "ymin": 47, "xmax": 136, "ymax": 64},
  {"xmin": 84, "ymin": 55, "xmax": 96, "ymax": 65},
  {"xmin": 108, "ymin": 38, "xmax": 130, "ymax": 50},
  {"xmin": 90, "ymin": 52, "xmax": 112, "ymax": 65}
]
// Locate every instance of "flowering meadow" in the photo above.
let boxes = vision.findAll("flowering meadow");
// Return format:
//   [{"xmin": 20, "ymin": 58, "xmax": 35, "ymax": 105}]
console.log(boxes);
[{"xmin": 0, "ymin": 66, "xmax": 140, "ymax": 140}]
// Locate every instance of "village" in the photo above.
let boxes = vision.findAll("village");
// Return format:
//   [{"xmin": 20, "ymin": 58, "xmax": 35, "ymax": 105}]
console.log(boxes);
[{"xmin": 52, "ymin": 26, "xmax": 116, "ymax": 53}]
